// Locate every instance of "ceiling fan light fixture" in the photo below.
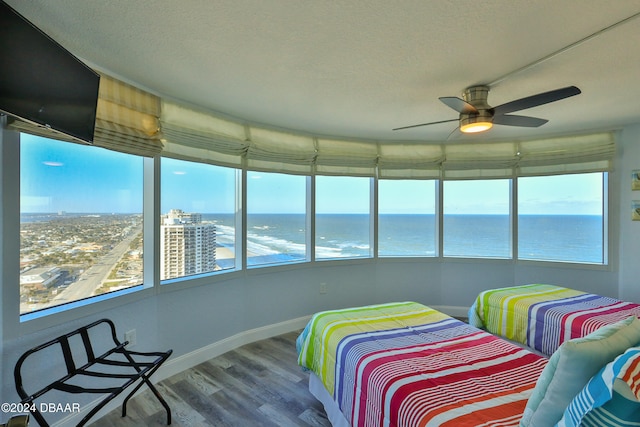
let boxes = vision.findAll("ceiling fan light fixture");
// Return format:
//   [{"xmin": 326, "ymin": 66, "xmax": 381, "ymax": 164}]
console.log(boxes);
[
  {"xmin": 460, "ymin": 110, "xmax": 493, "ymax": 133},
  {"xmin": 460, "ymin": 120, "xmax": 493, "ymax": 133}
]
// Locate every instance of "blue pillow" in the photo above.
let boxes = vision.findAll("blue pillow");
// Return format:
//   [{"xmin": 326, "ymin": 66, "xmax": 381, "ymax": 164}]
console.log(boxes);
[
  {"xmin": 520, "ymin": 316, "xmax": 640, "ymax": 426},
  {"xmin": 556, "ymin": 347, "xmax": 640, "ymax": 427}
]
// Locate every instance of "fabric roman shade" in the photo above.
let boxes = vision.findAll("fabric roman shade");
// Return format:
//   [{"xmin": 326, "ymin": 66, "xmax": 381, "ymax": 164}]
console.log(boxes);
[
  {"xmin": 441, "ymin": 141, "xmax": 518, "ymax": 179},
  {"xmin": 8, "ymin": 75, "xmax": 616, "ymax": 174},
  {"xmin": 160, "ymin": 101, "xmax": 248, "ymax": 168},
  {"xmin": 9, "ymin": 73, "xmax": 163, "ymax": 157},
  {"xmin": 160, "ymin": 99, "xmax": 615, "ymax": 179},
  {"xmin": 92, "ymin": 74, "xmax": 163, "ymax": 157},
  {"xmin": 246, "ymin": 128, "xmax": 316, "ymax": 174},
  {"xmin": 378, "ymin": 133, "xmax": 615, "ymax": 179},
  {"xmin": 314, "ymin": 138, "xmax": 378, "ymax": 177},
  {"xmin": 377, "ymin": 143, "xmax": 443, "ymax": 179},
  {"xmin": 516, "ymin": 132, "xmax": 615, "ymax": 176}
]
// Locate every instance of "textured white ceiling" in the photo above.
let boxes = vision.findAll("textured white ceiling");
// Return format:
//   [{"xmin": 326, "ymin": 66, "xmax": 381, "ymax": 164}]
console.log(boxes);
[{"xmin": 6, "ymin": 0, "xmax": 640, "ymax": 142}]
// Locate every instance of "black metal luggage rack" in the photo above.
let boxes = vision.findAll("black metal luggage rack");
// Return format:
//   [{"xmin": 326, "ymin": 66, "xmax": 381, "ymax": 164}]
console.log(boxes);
[{"xmin": 14, "ymin": 319, "xmax": 172, "ymax": 426}]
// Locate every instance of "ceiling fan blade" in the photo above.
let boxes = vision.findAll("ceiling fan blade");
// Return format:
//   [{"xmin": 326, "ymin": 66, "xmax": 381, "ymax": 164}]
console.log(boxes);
[
  {"xmin": 392, "ymin": 118, "xmax": 459, "ymax": 131},
  {"xmin": 439, "ymin": 97, "xmax": 478, "ymax": 114},
  {"xmin": 493, "ymin": 114, "xmax": 548, "ymax": 127},
  {"xmin": 492, "ymin": 86, "xmax": 581, "ymax": 116}
]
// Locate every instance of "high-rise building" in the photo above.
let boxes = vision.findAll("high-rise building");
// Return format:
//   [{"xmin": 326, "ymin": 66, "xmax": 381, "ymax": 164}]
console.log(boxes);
[{"xmin": 160, "ymin": 209, "xmax": 217, "ymax": 280}]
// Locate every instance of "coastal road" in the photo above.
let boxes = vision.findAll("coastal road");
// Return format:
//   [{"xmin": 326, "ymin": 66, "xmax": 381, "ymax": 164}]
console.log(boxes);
[{"xmin": 49, "ymin": 227, "xmax": 142, "ymax": 306}]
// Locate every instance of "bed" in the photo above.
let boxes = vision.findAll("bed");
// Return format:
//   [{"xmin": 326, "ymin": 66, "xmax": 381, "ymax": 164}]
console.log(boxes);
[
  {"xmin": 298, "ymin": 301, "xmax": 640, "ymax": 426},
  {"xmin": 468, "ymin": 284, "xmax": 640, "ymax": 356},
  {"xmin": 296, "ymin": 301, "xmax": 548, "ymax": 427}
]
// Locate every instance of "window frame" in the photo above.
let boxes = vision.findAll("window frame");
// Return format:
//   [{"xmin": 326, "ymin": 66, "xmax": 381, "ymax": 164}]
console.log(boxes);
[
  {"xmin": 441, "ymin": 178, "xmax": 513, "ymax": 260},
  {"xmin": 2, "ymin": 125, "xmax": 612, "ymax": 335},
  {"xmin": 245, "ymin": 170, "xmax": 309, "ymax": 268},
  {"xmin": 7, "ymin": 133, "xmax": 155, "ymax": 335},
  {"xmin": 17, "ymin": 135, "xmax": 149, "ymax": 322},
  {"xmin": 159, "ymin": 157, "xmax": 242, "ymax": 283},
  {"xmin": 377, "ymin": 179, "xmax": 438, "ymax": 258},
  {"xmin": 516, "ymin": 172, "xmax": 609, "ymax": 266},
  {"xmin": 314, "ymin": 175, "xmax": 374, "ymax": 261}
]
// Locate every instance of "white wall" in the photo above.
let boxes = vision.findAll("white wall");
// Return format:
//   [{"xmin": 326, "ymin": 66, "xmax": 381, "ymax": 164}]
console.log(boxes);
[
  {"xmin": 1, "ymin": 126, "xmax": 638, "ymax": 425},
  {"xmin": 1, "ymin": 256, "xmax": 623, "ymax": 423},
  {"xmin": 618, "ymin": 125, "xmax": 640, "ymax": 302}
]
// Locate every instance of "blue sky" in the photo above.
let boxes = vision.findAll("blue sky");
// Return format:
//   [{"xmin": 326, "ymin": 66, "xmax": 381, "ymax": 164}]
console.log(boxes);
[
  {"xmin": 20, "ymin": 134, "xmax": 603, "ymax": 215},
  {"xmin": 161, "ymin": 157, "xmax": 237, "ymax": 213},
  {"xmin": 21, "ymin": 135, "xmax": 143, "ymax": 213}
]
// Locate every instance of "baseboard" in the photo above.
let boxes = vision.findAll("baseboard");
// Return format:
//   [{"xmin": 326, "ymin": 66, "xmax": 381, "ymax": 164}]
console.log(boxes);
[
  {"xmin": 155, "ymin": 314, "xmax": 311, "ymax": 381},
  {"xmin": 53, "ymin": 315, "xmax": 311, "ymax": 427}
]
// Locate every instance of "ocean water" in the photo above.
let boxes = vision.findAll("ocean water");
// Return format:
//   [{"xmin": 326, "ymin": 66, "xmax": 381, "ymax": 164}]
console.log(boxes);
[
  {"xmin": 22, "ymin": 213, "xmax": 603, "ymax": 265},
  {"xmin": 207, "ymin": 213, "xmax": 604, "ymax": 265},
  {"xmin": 518, "ymin": 215, "xmax": 603, "ymax": 263}
]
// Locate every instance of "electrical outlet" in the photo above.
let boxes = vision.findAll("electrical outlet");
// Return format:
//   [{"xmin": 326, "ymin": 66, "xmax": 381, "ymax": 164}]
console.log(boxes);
[
  {"xmin": 124, "ymin": 329, "xmax": 136, "ymax": 347},
  {"xmin": 319, "ymin": 283, "xmax": 327, "ymax": 294}
]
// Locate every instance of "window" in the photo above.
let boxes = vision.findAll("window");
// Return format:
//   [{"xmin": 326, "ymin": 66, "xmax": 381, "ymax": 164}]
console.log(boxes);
[
  {"xmin": 518, "ymin": 173, "xmax": 605, "ymax": 263},
  {"xmin": 20, "ymin": 135, "xmax": 143, "ymax": 314},
  {"xmin": 443, "ymin": 179, "xmax": 511, "ymax": 258},
  {"xmin": 315, "ymin": 176, "xmax": 371, "ymax": 259},
  {"xmin": 378, "ymin": 180, "xmax": 436, "ymax": 257},
  {"xmin": 160, "ymin": 158, "xmax": 238, "ymax": 280},
  {"xmin": 246, "ymin": 171, "xmax": 307, "ymax": 266}
]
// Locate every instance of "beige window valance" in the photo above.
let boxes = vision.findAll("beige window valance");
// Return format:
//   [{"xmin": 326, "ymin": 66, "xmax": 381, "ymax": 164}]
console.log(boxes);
[
  {"xmin": 10, "ymin": 78, "xmax": 615, "ymax": 177},
  {"xmin": 160, "ymin": 100, "xmax": 615, "ymax": 179}
]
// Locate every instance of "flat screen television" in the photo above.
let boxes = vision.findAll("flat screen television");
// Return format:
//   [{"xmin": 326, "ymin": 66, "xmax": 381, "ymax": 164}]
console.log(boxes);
[{"xmin": 0, "ymin": 0, "xmax": 100, "ymax": 143}]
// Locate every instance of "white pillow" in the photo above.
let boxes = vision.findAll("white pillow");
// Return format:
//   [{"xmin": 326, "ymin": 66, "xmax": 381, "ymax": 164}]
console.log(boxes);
[{"xmin": 520, "ymin": 316, "xmax": 640, "ymax": 427}]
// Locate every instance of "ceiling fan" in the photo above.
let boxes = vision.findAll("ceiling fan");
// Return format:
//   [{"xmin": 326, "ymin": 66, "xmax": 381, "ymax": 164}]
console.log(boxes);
[{"xmin": 393, "ymin": 85, "xmax": 581, "ymax": 133}]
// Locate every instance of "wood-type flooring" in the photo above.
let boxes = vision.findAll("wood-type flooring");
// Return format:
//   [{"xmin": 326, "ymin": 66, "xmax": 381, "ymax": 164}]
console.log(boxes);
[{"xmin": 90, "ymin": 331, "xmax": 330, "ymax": 427}]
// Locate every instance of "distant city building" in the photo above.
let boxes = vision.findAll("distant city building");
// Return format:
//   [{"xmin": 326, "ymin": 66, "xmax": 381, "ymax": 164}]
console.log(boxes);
[
  {"xmin": 160, "ymin": 209, "xmax": 217, "ymax": 280},
  {"xmin": 20, "ymin": 266, "xmax": 63, "ymax": 289},
  {"xmin": 163, "ymin": 209, "xmax": 202, "ymax": 225}
]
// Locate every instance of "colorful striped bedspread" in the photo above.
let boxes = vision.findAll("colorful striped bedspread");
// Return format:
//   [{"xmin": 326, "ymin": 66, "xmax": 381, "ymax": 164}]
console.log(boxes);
[
  {"xmin": 468, "ymin": 284, "xmax": 640, "ymax": 356},
  {"xmin": 296, "ymin": 301, "xmax": 547, "ymax": 427}
]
